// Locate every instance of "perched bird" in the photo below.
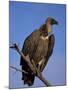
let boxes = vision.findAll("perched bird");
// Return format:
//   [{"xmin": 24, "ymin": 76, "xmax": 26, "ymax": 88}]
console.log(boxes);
[{"xmin": 20, "ymin": 17, "xmax": 58, "ymax": 86}]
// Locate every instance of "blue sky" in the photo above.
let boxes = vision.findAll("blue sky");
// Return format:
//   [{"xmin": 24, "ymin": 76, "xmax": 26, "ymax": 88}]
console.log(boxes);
[{"xmin": 9, "ymin": 1, "xmax": 66, "ymax": 89}]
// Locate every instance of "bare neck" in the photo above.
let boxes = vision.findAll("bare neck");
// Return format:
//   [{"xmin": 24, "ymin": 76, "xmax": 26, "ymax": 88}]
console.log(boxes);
[{"xmin": 46, "ymin": 23, "xmax": 52, "ymax": 33}]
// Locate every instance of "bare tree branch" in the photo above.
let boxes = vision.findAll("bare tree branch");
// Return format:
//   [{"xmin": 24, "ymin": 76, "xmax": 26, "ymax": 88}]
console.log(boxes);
[
  {"xmin": 10, "ymin": 65, "xmax": 28, "ymax": 74},
  {"xmin": 9, "ymin": 43, "xmax": 51, "ymax": 86}
]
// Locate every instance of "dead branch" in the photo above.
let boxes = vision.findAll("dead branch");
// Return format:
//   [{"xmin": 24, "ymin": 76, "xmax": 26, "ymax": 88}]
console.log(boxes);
[
  {"xmin": 10, "ymin": 65, "xmax": 28, "ymax": 74},
  {"xmin": 9, "ymin": 43, "xmax": 51, "ymax": 86}
]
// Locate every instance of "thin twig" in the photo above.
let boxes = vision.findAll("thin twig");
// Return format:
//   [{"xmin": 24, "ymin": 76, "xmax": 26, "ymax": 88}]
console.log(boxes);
[{"xmin": 10, "ymin": 66, "xmax": 28, "ymax": 74}]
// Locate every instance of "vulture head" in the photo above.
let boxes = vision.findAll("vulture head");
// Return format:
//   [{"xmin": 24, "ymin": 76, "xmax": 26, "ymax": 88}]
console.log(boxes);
[
  {"xmin": 45, "ymin": 17, "xmax": 58, "ymax": 33},
  {"xmin": 46, "ymin": 17, "xmax": 58, "ymax": 25}
]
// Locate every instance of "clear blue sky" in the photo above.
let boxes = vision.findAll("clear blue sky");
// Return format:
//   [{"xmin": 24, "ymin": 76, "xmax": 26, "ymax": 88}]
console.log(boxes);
[{"xmin": 9, "ymin": 1, "xmax": 66, "ymax": 89}]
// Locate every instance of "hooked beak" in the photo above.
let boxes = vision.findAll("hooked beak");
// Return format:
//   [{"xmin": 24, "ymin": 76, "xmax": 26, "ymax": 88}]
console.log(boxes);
[{"xmin": 51, "ymin": 18, "xmax": 58, "ymax": 25}]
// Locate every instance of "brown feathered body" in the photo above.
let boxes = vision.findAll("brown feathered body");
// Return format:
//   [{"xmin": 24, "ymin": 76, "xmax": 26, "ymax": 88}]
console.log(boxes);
[{"xmin": 20, "ymin": 23, "xmax": 55, "ymax": 86}]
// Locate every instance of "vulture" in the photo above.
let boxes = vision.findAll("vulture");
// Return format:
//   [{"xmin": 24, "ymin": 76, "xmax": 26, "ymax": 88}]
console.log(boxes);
[{"xmin": 20, "ymin": 17, "xmax": 58, "ymax": 86}]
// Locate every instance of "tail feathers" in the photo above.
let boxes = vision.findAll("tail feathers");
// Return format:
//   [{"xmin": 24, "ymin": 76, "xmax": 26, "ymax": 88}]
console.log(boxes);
[{"xmin": 22, "ymin": 73, "xmax": 35, "ymax": 86}]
